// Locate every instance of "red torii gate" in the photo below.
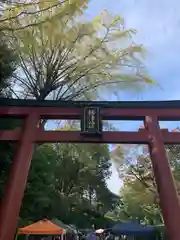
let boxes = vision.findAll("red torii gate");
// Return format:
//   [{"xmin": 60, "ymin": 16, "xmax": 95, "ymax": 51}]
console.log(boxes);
[{"xmin": 0, "ymin": 98, "xmax": 180, "ymax": 240}]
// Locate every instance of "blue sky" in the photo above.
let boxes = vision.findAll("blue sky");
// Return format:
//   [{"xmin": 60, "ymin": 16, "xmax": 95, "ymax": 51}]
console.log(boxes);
[{"xmin": 85, "ymin": 0, "xmax": 180, "ymax": 194}]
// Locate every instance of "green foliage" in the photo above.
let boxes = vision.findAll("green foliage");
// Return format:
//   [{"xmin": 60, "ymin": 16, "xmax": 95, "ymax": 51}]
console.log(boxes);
[
  {"xmin": 118, "ymin": 181, "xmax": 162, "ymax": 225},
  {"xmin": 110, "ymin": 143, "xmax": 180, "ymax": 225},
  {"xmin": 0, "ymin": 26, "xmax": 19, "ymax": 197},
  {"xmin": 15, "ymin": 142, "xmax": 118, "ymax": 228},
  {"xmin": 0, "ymin": 33, "xmax": 18, "ymax": 96}
]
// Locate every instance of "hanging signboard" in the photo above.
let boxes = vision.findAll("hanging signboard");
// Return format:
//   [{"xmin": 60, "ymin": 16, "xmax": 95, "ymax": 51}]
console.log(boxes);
[{"xmin": 81, "ymin": 107, "xmax": 102, "ymax": 135}]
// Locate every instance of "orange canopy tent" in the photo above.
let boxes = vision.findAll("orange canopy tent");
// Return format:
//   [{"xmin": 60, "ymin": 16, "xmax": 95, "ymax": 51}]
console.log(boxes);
[{"xmin": 18, "ymin": 219, "xmax": 65, "ymax": 235}]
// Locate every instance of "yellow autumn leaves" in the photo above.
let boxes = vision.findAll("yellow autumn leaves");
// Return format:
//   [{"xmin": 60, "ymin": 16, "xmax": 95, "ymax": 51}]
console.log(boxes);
[{"xmin": 0, "ymin": 0, "xmax": 155, "ymax": 100}]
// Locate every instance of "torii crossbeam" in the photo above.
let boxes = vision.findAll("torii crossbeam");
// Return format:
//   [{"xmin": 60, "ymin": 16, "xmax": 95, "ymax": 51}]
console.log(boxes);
[{"xmin": 0, "ymin": 98, "xmax": 180, "ymax": 240}]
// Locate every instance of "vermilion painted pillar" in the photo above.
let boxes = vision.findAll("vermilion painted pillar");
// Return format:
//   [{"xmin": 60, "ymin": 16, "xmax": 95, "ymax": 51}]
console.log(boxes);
[
  {"xmin": 0, "ymin": 113, "xmax": 39, "ymax": 240},
  {"xmin": 145, "ymin": 116, "xmax": 180, "ymax": 240}
]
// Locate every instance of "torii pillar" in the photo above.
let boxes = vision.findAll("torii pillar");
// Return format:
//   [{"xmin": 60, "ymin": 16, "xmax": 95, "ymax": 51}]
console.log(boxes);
[
  {"xmin": 144, "ymin": 116, "xmax": 180, "ymax": 240},
  {"xmin": 0, "ymin": 114, "xmax": 39, "ymax": 240}
]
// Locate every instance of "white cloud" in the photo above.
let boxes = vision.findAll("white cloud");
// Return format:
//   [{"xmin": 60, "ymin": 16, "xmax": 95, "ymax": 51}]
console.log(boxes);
[{"xmin": 113, "ymin": 0, "xmax": 180, "ymax": 46}]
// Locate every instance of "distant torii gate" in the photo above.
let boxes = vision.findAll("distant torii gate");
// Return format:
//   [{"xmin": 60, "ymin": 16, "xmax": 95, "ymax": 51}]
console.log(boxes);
[{"xmin": 0, "ymin": 98, "xmax": 180, "ymax": 240}]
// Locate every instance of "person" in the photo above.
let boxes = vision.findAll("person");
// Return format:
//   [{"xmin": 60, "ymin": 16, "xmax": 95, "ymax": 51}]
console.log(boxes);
[
  {"xmin": 105, "ymin": 233, "xmax": 114, "ymax": 240},
  {"xmin": 86, "ymin": 232, "xmax": 96, "ymax": 240},
  {"xmin": 81, "ymin": 233, "xmax": 86, "ymax": 240}
]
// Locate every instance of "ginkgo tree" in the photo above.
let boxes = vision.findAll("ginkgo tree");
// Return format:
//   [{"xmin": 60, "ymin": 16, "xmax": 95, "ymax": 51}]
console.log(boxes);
[{"xmin": 1, "ymin": 0, "xmax": 155, "ymax": 100}]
